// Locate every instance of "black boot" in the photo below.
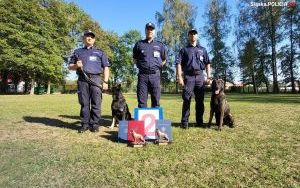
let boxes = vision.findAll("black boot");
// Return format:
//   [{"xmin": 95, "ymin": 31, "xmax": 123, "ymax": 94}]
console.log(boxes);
[
  {"xmin": 78, "ymin": 124, "xmax": 89, "ymax": 133},
  {"xmin": 90, "ymin": 125, "xmax": 99, "ymax": 132},
  {"xmin": 180, "ymin": 123, "xmax": 189, "ymax": 129}
]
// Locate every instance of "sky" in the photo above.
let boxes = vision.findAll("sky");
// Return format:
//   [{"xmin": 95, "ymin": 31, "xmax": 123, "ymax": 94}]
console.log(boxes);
[
  {"xmin": 65, "ymin": 0, "xmax": 238, "ymax": 45},
  {"xmin": 65, "ymin": 0, "xmax": 239, "ymax": 80}
]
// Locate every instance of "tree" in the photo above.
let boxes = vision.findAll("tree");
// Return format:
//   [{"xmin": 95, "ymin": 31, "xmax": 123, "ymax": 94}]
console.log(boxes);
[
  {"xmin": 239, "ymin": 38, "xmax": 259, "ymax": 94},
  {"xmin": 236, "ymin": 0, "xmax": 280, "ymax": 93},
  {"xmin": 0, "ymin": 0, "xmax": 115, "ymax": 94},
  {"xmin": 110, "ymin": 30, "xmax": 141, "ymax": 91},
  {"xmin": 255, "ymin": 0, "xmax": 283, "ymax": 93},
  {"xmin": 203, "ymin": 0, "xmax": 234, "ymax": 85},
  {"xmin": 155, "ymin": 0, "xmax": 197, "ymax": 92},
  {"xmin": 279, "ymin": 3, "xmax": 300, "ymax": 93},
  {"xmin": 0, "ymin": 0, "xmax": 59, "ymax": 94}
]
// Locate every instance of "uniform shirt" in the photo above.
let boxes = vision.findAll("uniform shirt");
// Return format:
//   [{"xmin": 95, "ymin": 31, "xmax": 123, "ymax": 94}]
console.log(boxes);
[
  {"xmin": 175, "ymin": 44, "xmax": 210, "ymax": 73},
  {"xmin": 133, "ymin": 39, "xmax": 167, "ymax": 73},
  {"xmin": 69, "ymin": 46, "xmax": 110, "ymax": 75}
]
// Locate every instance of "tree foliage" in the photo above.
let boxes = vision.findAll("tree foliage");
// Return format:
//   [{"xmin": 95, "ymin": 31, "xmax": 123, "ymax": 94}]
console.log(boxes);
[
  {"xmin": 236, "ymin": 0, "xmax": 299, "ymax": 93},
  {"xmin": 156, "ymin": 0, "xmax": 196, "ymax": 91},
  {"xmin": 110, "ymin": 30, "xmax": 141, "ymax": 91},
  {"xmin": 279, "ymin": 4, "xmax": 300, "ymax": 93},
  {"xmin": 0, "ymin": 0, "xmax": 116, "ymax": 94},
  {"xmin": 203, "ymin": 0, "xmax": 234, "ymax": 83}
]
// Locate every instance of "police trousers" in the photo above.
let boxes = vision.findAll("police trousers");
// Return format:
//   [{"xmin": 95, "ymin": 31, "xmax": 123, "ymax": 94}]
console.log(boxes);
[
  {"xmin": 137, "ymin": 71, "xmax": 160, "ymax": 108},
  {"xmin": 77, "ymin": 75, "xmax": 102, "ymax": 127},
  {"xmin": 181, "ymin": 74, "xmax": 205, "ymax": 125}
]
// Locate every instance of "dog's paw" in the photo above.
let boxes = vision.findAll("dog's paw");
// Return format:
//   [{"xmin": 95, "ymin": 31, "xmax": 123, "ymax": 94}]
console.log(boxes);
[
  {"xmin": 207, "ymin": 123, "xmax": 212, "ymax": 128},
  {"xmin": 109, "ymin": 125, "xmax": 114, "ymax": 129}
]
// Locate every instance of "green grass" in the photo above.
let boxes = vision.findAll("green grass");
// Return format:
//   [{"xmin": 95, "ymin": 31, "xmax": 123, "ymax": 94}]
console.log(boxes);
[{"xmin": 0, "ymin": 93, "xmax": 299, "ymax": 187}]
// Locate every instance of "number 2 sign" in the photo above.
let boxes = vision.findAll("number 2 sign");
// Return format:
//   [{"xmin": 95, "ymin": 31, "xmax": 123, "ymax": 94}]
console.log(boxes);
[{"xmin": 134, "ymin": 108, "xmax": 163, "ymax": 139}]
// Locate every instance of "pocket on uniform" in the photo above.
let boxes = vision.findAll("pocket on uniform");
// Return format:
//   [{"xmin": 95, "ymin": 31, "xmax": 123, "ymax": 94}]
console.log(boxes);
[
  {"xmin": 77, "ymin": 90, "xmax": 83, "ymax": 105},
  {"xmin": 196, "ymin": 52, "xmax": 205, "ymax": 70}
]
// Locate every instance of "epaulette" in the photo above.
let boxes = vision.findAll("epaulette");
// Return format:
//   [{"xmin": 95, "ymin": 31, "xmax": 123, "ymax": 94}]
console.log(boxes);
[
  {"xmin": 95, "ymin": 48, "xmax": 104, "ymax": 53},
  {"xmin": 154, "ymin": 40, "xmax": 165, "ymax": 45}
]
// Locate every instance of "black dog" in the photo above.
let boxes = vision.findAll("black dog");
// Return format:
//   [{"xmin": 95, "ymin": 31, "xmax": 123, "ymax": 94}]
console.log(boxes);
[
  {"xmin": 208, "ymin": 79, "xmax": 234, "ymax": 130},
  {"xmin": 110, "ymin": 84, "xmax": 132, "ymax": 129}
]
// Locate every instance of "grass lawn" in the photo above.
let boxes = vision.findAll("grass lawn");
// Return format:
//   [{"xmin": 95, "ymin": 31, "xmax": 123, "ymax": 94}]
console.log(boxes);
[{"xmin": 0, "ymin": 93, "xmax": 299, "ymax": 187}]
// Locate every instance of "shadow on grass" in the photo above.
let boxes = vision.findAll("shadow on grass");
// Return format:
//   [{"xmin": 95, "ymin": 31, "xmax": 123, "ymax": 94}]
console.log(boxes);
[
  {"xmin": 228, "ymin": 94, "xmax": 300, "ymax": 104},
  {"xmin": 58, "ymin": 115, "xmax": 113, "ymax": 127},
  {"xmin": 172, "ymin": 122, "xmax": 212, "ymax": 129},
  {"xmin": 59, "ymin": 115, "xmax": 80, "ymax": 120},
  {"xmin": 99, "ymin": 130, "xmax": 120, "ymax": 143},
  {"xmin": 23, "ymin": 116, "xmax": 81, "ymax": 130},
  {"xmin": 159, "ymin": 93, "xmax": 300, "ymax": 104},
  {"xmin": 100, "ymin": 115, "xmax": 113, "ymax": 127}
]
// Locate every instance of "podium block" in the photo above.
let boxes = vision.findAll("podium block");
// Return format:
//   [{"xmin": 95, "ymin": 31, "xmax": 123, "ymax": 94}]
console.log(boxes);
[
  {"xmin": 134, "ymin": 108, "xmax": 163, "ymax": 139},
  {"xmin": 156, "ymin": 119, "xmax": 172, "ymax": 142},
  {"xmin": 127, "ymin": 120, "xmax": 145, "ymax": 143},
  {"xmin": 118, "ymin": 121, "xmax": 128, "ymax": 141}
]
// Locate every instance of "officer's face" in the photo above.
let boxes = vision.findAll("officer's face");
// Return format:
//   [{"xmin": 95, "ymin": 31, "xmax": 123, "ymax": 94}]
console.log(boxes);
[
  {"xmin": 145, "ymin": 27, "xmax": 155, "ymax": 40},
  {"xmin": 83, "ymin": 34, "xmax": 95, "ymax": 47},
  {"xmin": 188, "ymin": 32, "xmax": 198, "ymax": 43}
]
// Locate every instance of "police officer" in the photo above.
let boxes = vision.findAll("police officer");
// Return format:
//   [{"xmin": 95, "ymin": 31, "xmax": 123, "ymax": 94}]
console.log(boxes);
[
  {"xmin": 175, "ymin": 29, "xmax": 211, "ymax": 129},
  {"xmin": 69, "ymin": 30, "xmax": 110, "ymax": 133},
  {"xmin": 133, "ymin": 22, "xmax": 167, "ymax": 108}
]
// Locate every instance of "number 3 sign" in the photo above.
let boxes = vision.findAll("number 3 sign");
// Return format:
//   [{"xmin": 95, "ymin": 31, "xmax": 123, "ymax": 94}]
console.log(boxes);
[{"xmin": 134, "ymin": 108, "xmax": 163, "ymax": 139}]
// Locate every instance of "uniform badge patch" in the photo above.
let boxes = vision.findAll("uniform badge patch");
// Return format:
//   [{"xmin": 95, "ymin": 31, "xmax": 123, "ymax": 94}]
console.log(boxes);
[
  {"xmin": 89, "ymin": 56, "xmax": 97, "ymax": 61},
  {"xmin": 153, "ymin": 51, "xmax": 160, "ymax": 58},
  {"xmin": 200, "ymin": 56, "xmax": 203, "ymax": 61}
]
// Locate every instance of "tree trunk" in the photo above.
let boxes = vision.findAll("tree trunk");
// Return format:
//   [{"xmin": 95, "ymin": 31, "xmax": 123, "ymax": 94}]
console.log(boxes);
[
  {"xmin": 265, "ymin": 77, "xmax": 270, "ymax": 93},
  {"xmin": 251, "ymin": 68, "xmax": 258, "ymax": 94},
  {"xmin": 224, "ymin": 69, "xmax": 227, "ymax": 91},
  {"xmin": 24, "ymin": 80, "xmax": 28, "ymax": 94},
  {"xmin": 289, "ymin": 12, "xmax": 296, "ymax": 93},
  {"xmin": 0, "ymin": 71, "xmax": 8, "ymax": 93},
  {"xmin": 30, "ymin": 78, "xmax": 35, "ymax": 95},
  {"xmin": 270, "ymin": 9, "xmax": 279, "ymax": 93},
  {"xmin": 47, "ymin": 81, "xmax": 51, "ymax": 94}
]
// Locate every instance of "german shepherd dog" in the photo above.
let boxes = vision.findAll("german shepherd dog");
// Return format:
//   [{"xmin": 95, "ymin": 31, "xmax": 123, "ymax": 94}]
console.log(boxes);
[
  {"xmin": 110, "ymin": 84, "xmax": 132, "ymax": 129},
  {"xmin": 208, "ymin": 79, "xmax": 234, "ymax": 130}
]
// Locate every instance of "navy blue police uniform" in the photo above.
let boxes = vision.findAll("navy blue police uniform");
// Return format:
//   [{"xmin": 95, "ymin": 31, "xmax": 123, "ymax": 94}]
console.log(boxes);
[
  {"xmin": 69, "ymin": 38, "xmax": 110, "ymax": 131},
  {"xmin": 133, "ymin": 23, "xmax": 167, "ymax": 108},
  {"xmin": 175, "ymin": 42, "xmax": 210, "ymax": 127}
]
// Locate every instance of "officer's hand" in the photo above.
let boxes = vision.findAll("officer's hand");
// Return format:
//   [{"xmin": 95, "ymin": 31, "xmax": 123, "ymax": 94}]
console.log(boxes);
[
  {"xmin": 102, "ymin": 83, "xmax": 108, "ymax": 90},
  {"xmin": 178, "ymin": 78, "xmax": 184, "ymax": 87},
  {"xmin": 76, "ymin": 60, "xmax": 83, "ymax": 69},
  {"xmin": 205, "ymin": 78, "xmax": 212, "ymax": 85}
]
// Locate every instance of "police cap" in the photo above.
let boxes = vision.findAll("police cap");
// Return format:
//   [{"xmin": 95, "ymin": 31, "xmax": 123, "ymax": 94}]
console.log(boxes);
[
  {"xmin": 145, "ymin": 22, "xmax": 155, "ymax": 29},
  {"xmin": 188, "ymin": 29, "xmax": 198, "ymax": 35},
  {"xmin": 83, "ymin": 30, "xmax": 95, "ymax": 38}
]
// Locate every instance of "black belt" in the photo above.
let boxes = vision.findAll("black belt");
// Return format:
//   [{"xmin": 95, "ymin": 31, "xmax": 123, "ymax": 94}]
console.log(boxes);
[
  {"xmin": 139, "ymin": 70, "xmax": 160, "ymax": 75},
  {"xmin": 185, "ymin": 70, "xmax": 202, "ymax": 76},
  {"xmin": 78, "ymin": 72, "xmax": 101, "ymax": 78}
]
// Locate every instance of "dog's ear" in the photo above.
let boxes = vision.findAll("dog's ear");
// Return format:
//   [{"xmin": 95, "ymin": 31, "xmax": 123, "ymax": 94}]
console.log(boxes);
[
  {"xmin": 220, "ymin": 80, "xmax": 224, "ymax": 90},
  {"xmin": 211, "ymin": 80, "xmax": 216, "ymax": 88}
]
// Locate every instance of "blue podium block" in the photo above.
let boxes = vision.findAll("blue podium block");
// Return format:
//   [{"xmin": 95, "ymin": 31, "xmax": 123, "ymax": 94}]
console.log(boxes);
[{"xmin": 156, "ymin": 119, "xmax": 172, "ymax": 141}]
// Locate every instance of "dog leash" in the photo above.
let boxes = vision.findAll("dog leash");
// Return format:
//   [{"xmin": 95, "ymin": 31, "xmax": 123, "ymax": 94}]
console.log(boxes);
[
  {"xmin": 81, "ymin": 69, "xmax": 103, "ymax": 90},
  {"xmin": 75, "ymin": 55, "xmax": 103, "ymax": 89}
]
